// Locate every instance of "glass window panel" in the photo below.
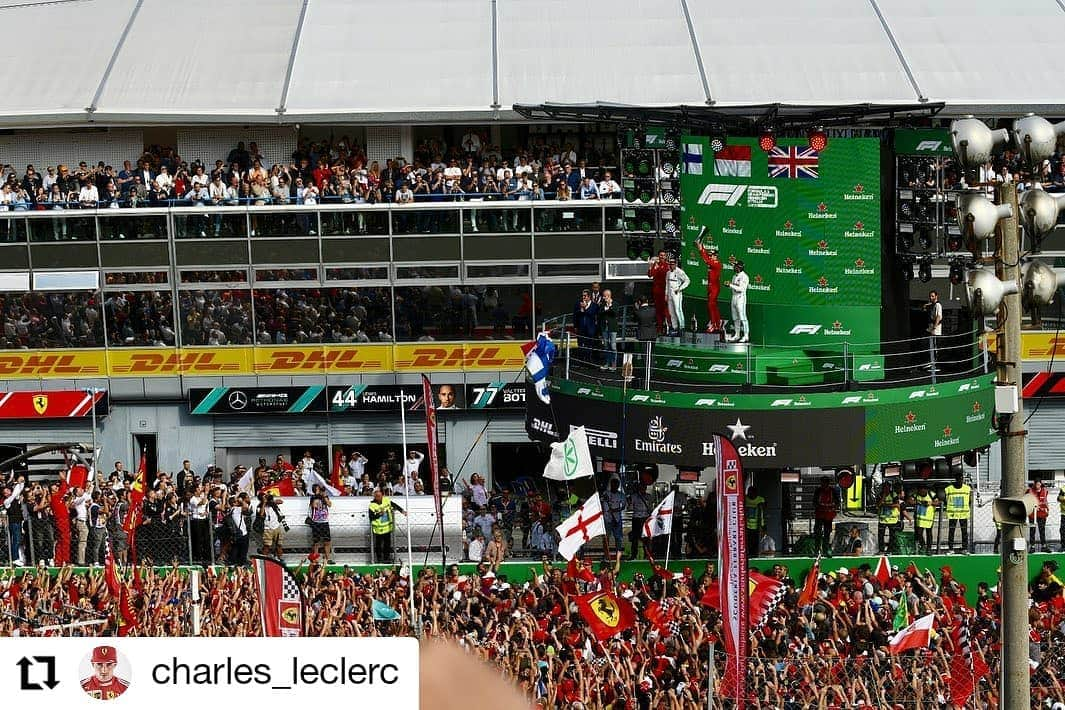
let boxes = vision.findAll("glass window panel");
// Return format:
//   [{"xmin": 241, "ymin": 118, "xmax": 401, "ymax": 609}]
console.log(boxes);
[
  {"xmin": 250, "ymin": 211, "xmax": 318, "ymax": 237},
  {"xmin": 463, "ymin": 204, "xmax": 531, "ymax": 234},
  {"xmin": 105, "ymin": 271, "xmax": 169, "ymax": 286},
  {"xmin": 325, "ymin": 266, "xmax": 389, "ymax": 281},
  {"xmin": 395, "ymin": 284, "xmax": 532, "ymax": 341},
  {"xmin": 604, "ymin": 206, "xmax": 623, "ymax": 232},
  {"xmin": 536, "ymin": 262, "xmax": 601, "ymax": 278},
  {"xmin": 178, "ymin": 289, "xmax": 253, "ymax": 346},
  {"xmin": 534, "ymin": 205, "xmax": 602, "ymax": 232},
  {"xmin": 0, "ymin": 291, "xmax": 104, "ymax": 348},
  {"xmin": 174, "ymin": 210, "xmax": 248, "ymax": 239},
  {"xmin": 98, "ymin": 213, "xmax": 167, "ymax": 240},
  {"xmin": 466, "ymin": 263, "xmax": 530, "ymax": 279},
  {"xmin": 104, "ymin": 291, "xmax": 176, "ymax": 347},
  {"xmin": 253, "ymin": 287, "xmax": 393, "ymax": 344},
  {"xmin": 27, "ymin": 214, "xmax": 95, "ymax": 242},
  {"xmin": 254, "ymin": 268, "xmax": 319, "ymax": 282},
  {"xmin": 395, "ymin": 265, "xmax": 460, "ymax": 280},
  {"xmin": 534, "ymin": 281, "xmax": 635, "ymax": 326},
  {"xmin": 392, "ymin": 206, "xmax": 460, "ymax": 235},
  {"xmin": 0, "ymin": 216, "xmax": 28, "ymax": 243},
  {"xmin": 179, "ymin": 269, "xmax": 248, "ymax": 284},
  {"xmin": 319, "ymin": 210, "xmax": 389, "ymax": 236}
]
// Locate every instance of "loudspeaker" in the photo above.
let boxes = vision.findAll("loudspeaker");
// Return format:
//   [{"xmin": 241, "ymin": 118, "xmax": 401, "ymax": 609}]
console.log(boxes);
[{"xmin": 992, "ymin": 494, "xmax": 1038, "ymax": 525}]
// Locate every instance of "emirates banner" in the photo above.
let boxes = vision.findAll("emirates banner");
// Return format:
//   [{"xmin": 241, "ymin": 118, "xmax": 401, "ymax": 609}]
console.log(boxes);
[
  {"xmin": 715, "ymin": 434, "xmax": 748, "ymax": 706},
  {"xmin": 680, "ymin": 136, "xmax": 882, "ymax": 345}
]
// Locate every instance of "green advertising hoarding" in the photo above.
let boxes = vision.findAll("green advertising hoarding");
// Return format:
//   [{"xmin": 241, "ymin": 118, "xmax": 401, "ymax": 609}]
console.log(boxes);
[
  {"xmin": 893, "ymin": 128, "xmax": 954, "ymax": 156},
  {"xmin": 679, "ymin": 137, "xmax": 882, "ymax": 345}
]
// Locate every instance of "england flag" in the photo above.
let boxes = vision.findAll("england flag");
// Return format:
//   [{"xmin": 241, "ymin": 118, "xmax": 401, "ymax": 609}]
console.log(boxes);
[{"xmin": 642, "ymin": 491, "xmax": 675, "ymax": 538}]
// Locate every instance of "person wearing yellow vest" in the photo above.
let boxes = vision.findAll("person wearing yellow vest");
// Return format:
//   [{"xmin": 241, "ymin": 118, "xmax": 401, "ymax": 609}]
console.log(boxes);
[
  {"xmin": 745, "ymin": 485, "xmax": 766, "ymax": 558},
  {"xmin": 912, "ymin": 483, "xmax": 939, "ymax": 555},
  {"xmin": 877, "ymin": 481, "xmax": 905, "ymax": 553},
  {"xmin": 944, "ymin": 475, "xmax": 971, "ymax": 554},
  {"xmin": 368, "ymin": 488, "xmax": 406, "ymax": 564}
]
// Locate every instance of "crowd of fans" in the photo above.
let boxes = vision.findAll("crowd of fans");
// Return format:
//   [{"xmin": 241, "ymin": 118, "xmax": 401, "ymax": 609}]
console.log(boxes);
[
  {"xmin": 0, "ymin": 133, "xmax": 619, "ymax": 219},
  {"xmin": 2, "ymin": 543, "xmax": 1064, "ymax": 708},
  {"xmin": 0, "ymin": 291, "xmax": 104, "ymax": 349}
]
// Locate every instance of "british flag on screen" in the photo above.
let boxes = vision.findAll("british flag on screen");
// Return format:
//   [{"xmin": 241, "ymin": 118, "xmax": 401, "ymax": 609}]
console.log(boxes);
[{"xmin": 768, "ymin": 145, "xmax": 819, "ymax": 179}]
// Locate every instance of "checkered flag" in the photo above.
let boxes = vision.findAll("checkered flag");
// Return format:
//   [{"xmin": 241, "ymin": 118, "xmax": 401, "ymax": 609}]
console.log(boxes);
[{"xmin": 282, "ymin": 573, "xmax": 301, "ymax": 601}]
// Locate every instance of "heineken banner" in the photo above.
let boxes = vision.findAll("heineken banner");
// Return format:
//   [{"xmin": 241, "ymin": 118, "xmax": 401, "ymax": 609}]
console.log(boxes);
[
  {"xmin": 526, "ymin": 374, "xmax": 997, "ymax": 467},
  {"xmin": 679, "ymin": 136, "xmax": 882, "ymax": 345}
]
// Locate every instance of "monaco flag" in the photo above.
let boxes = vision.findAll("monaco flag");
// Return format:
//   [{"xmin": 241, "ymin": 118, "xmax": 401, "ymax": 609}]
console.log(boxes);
[
  {"xmin": 642, "ymin": 491, "xmax": 675, "ymax": 538},
  {"xmin": 889, "ymin": 612, "xmax": 936, "ymax": 654},
  {"xmin": 714, "ymin": 144, "xmax": 752, "ymax": 177},
  {"xmin": 556, "ymin": 493, "xmax": 605, "ymax": 561}
]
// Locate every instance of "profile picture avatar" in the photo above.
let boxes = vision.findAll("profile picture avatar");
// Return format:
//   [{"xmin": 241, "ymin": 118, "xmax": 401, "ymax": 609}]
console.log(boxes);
[{"xmin": 80, "ymin": 645, "xmax": 130, "ymax": 700}]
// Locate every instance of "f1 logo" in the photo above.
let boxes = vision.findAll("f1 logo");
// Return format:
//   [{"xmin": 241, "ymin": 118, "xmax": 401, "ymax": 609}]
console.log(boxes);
[
  {"xmin": 916, "ymin": 140, "xmax": 943, "ymax": 151},
  {"xmin": 841, "ymin": 396, "xmax": 862, "ymax": 404},
  {"xmin": 770, "ymin": 399, "xmax": 793, "ymax": 407},
  {"xmin": 789, "ymin": 324, "xmax": 822, "ymax": 335},
  {"xmin": 698, "ymin": 184, "xmax": 747, "ymax": 207},
  {"xmin": 708, "ymin": 364, "xmax": 730, "ymax": 373}
]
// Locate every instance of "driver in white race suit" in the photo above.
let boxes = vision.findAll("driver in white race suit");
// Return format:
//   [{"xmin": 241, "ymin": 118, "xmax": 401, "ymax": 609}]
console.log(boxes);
[
  {"xmin": 666, "ymin": 256, "xmax": 690, "ymax": 335},
  {"xmin": 728, "ymin": 260, "xmax": 750, "ymax": 343}
]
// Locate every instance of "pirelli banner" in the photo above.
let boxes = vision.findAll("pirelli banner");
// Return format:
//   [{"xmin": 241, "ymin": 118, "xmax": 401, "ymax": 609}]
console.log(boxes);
[
  {"xmin": 526, "ymin": 374, "xmax": 998, "ymax": 468},
  {"xmin": 0, "ymin": 343, "xmax": 525, "ymax": 380}
]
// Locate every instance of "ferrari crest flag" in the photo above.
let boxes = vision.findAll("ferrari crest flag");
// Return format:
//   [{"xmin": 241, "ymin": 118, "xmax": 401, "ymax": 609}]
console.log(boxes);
[
  {"xmin": 251, "ymin": 555, "xmax": 305, "ymax": 637},
  {"xmin": 715, "ymin": 433, "xmax": 748, "ymax": 707},
  {"xmin": 576, "ymin": 591, "xmax": 636, "ymax": 642}
]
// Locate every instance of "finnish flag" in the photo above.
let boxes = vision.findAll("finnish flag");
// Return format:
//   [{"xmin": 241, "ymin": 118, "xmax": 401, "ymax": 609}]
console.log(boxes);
[
  {"xmin": 683, "ymin": 143, "xmax": 703, "ymax": 175},
  {"xmin": 522, "ymin": 332, "xmax": 556, "ymax": 404}
]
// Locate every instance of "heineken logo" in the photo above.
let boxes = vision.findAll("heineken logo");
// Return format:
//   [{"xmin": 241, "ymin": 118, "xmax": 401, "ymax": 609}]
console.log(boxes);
[
  {"xmin": 845, "ymin": 256, "xmax": 875, "ymax": 275},
  {"xmin": 943, "ymin": 425, "xmax": 953, "ymax": 437},
  {"xmin": 776, "ymin": 219, "xmax": 802, "ymax": 237},
  {"xmin": 777, "ymin": 256, "xmax": 802, "ymax": 275},
  {"xmin": 784, "ymin": 220, "xmax": 793, "ymax": 229},
  {"xmin": 844, "ymin": 184, "xmax": 875, "ymax": 201},
  {"xmin": 966, "ymin": 401, "xmax": 986, "ymax": 424},
  {"xmin": 896, "ymin": 410, "xmax": 927, "ymax": 434},
  {"xmin": 809, "ymin": 274, "xmax": 840, "ymax": 293},
  {"xmin": 746, "ymin": 238, "xmax": 769, "ymax": 254},
  {"xmin": 833, "ymin": 320, "xmax": 842, "ymax": 329},
  {"xmin": 753, "ymin": 238, "xmax": 763, "ymax": 247},
  {"xmin": 809, "ymin": 240, "xmax": 838, "ymax": 257},
  {"xmin": 824, "ymin": 320, "xmax": 852, "ymax": 336},
  {"xmin": 723, "ymin": 217, "xmax": 742, "ymax": 235},
  {"xmin": 818, "ymin": 276, "xmax": 828, "ymax": 286},
  {"xmin": 935, "ymin": 423, "xmax": 961, "ymax": 448},
  {"xmin": 754, "ymin": 274, "xmax": 764, "ymax": 283},
  {"xmin": 784, "ymin": 257, "xmax": 794, "ymax": 267},
  {"xmin": 728, "ymin": 218, "xmax": 736, "ymax": 228},
  {"xmin": 749, "ymin": 274, "xmax": 771, "ymax": 291},
  {"xmin": 809, "ymin": 201, "xmax": 837, "ymax": 219},
  {"xmin": 688, "ymin": 216, "xmax": 696, "ymax": 225}
]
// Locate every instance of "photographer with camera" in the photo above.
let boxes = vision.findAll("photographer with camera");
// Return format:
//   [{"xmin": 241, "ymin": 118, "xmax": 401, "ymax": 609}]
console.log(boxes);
[
  {"xmin": 226, "ymin": 493, "xmax": 252, "ymax": 565},
  {"xmin": 308, "ymin": 483, "xmax": 333, "ymax": 563},
  {"xmin": 368, "ymin": 487, "xmax": 406, "ymax": 564},
  {"xmin": 256, "ymin": 493, "xmax": 288, "ymax": 559}
]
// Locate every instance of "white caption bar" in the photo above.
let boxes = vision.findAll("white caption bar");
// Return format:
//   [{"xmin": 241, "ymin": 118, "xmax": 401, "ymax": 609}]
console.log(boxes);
[{"xmin": 0, "ymin": 638, "xmax": 418, "ymax": 708}]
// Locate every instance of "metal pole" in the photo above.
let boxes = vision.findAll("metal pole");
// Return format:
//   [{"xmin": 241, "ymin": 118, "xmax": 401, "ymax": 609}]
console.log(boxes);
[
  {"xmin": 400, "ymin": 396, "xmax": 417, "ymax": 636},
  {"xmin": 996, "ymin": 182, "xmax": 1029, "ymax": 708},
  {"xmin": 564, "ymin": 331, "xmax": 571, "ymax": 380},
  {"xmin": 190, "ymin": 568, "xmax": 202, "ymax": 635},
  {"xmin": 707, "ymin": 641, "xmax": 715, "ymax": 709},
  {"xmin": 644, "ymin": 340, "xmax": 653, "ymax": 390},
  {"xmin": 928, "ymin": 335, "xmax": 938, "ymax": 384}
]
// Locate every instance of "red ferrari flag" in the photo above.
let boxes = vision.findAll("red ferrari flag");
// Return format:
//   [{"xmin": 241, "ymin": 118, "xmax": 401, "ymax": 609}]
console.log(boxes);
[
  {"xmin": 251, "ymin": 555, "xmax": 304, "ymax": 637},
  {"xmin": 67, "ymin": 464, "xmax": 90, "ymax": 490},
  {"xmin": 103, "ymin": 539, "xmax": 121, "ymax": 598},
  {"xmin": 875, "ymin": 555, "xmax": 892, "ymax": 586},
  {"xmin": 576, "ymin": 591, "xmax": 636, "ymax": 642},
  {"xmin": 797, "ymin": 558, "xmax": 820, "ymax": 608},
  {"xmin": 715, "ymin": 433, "xmax": 748, "ymax": 707},
  {"xmin": 330, "ymin": 447, "xmax": 345, "ymax": 494},
  {"xmin": 122, "ymin": 451, "xmax": 147, "ymax": 535},
  {"xmin": 117, "ymin": 585, "xmax": 138, "ymax": 637},
  {"xmin": 422, "ymin": 375, "xmax": 442, "ymax": 523},
  {"xmin": 261, "ymin": 476, "xmax": 295, "ymax": 497}
]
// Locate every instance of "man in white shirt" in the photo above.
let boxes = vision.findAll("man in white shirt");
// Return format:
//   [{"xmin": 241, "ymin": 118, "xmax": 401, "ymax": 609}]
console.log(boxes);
[
  {"xmin": 78, "ymin": 182, "xmax": 99, "ymax": 208},
  {"xmin": 345, "ymin": 452, "xmax": 367, "ymax": 493},
  {"xmin": 467, "ymin": 529, "xmax": 485, "ymax": 562},
  {"xmin": 71, "ymin": 480, "xmax": 94, "ymax": 565},
  {"xmin": 665, "ymin": 257, "xmax": 691, "ymax": 335},
  {"xmin": 597, "ymin": 172, "xmax": 621, "ymax": 199},
  {"xmin": 473, "ymin": 506, "xmax": 496, "ymax": 540},
  {"xmin": 469, "ymin": 473, "xmax": 489, "ymax": 509},
  {"xmin": 727, "ymin": 261, "xmax": 751, "ymax": 343},
  {"xmin": 403, "ymin": 450, "xmax": 424, "ymax": 480}
]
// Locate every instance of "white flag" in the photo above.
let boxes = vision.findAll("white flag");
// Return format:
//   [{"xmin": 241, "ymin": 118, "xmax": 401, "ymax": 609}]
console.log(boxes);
[
  {"xmin": 543, "ymin": 426, "xmax": 595, "ymax": 481},
  {"xmin": 555, "ymin": 493, "xmax": 605, "ymax": 561},
  {"xmin": 235, "ymin": 467, "xmax": 255, "ymax": 494},
  {"xmin": 303, "ymin": 467, "xmax": 342, "ymax": 497},
  {"xmin": 642, "ymin": 491, "xmax": 675, "ymax": 538}
]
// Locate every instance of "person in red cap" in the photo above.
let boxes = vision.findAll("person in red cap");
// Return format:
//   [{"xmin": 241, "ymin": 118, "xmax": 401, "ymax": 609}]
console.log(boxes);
[{"xmin": 81, "ymin": 645, "xmax": 128, "ymax": 700}]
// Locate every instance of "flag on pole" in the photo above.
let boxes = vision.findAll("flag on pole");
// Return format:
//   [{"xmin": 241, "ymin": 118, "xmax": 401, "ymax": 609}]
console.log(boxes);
[
  {"xmin": 251, "ymin": 555, "xmax": 304, "ymax": 637},
  {"xmin": 889, "ymin": 612, "xmax": 936, "ymax": 653},
  {"xmin": 576, "ymin": 591, "xmax": 637, "ymax": 641},
  {"xmin": 893, "ymin": 599, "xmax": 910, "ymax": 632},
  {"xmin": 330, "ymin": 448, "xmax": 345, "ymax": 494},
  {"xmin": 749, "ymin": 571, "xmax": 786, "ymax": 627},
  {"xmin": 796, "ymin": 558, "xmax": 820, "ymax": 608},
  {"xmin": 261, "ymin": 476, "xmax": 295, "ymax": 497},
  {"xmin": 643, "ymin": 599, "xmax": 680, "ymax": 638},
  {"xmin": 421, "ymin": 375, "xmax": 443, "ymax": 526},
  {"xmin": 715, "ymin": 433, "xmax": 748, "ymax": 705},
  {"xmin": 642, "ymin": 491, "xmax": 675, "ymax": 538},
  {"xmin": 235, "ymin": 466, "xmax": 255, "ymax": 494},
  {"xmin": 104, "ymin": 538, "xmax": 121, "ymax": 598},
  {"xmin": 543, "ymin": 426, "xmax": 595, "ymax": 481},
  {"xmin": 122, "ymin": 450, "xmax": 147, "ymax": 550},
  {"xmin": 875, "ymin": 555, "xmax": 892, "ymax": 586},
  {"xmin": 522, "ymin": 332, "xmax": 556, "ymax": 404},
  {"xmin": 303, "ymin": 467, "xmax": 341, "ymax": 497},
  {"xmin": 555, "ymin": 493, "xmax": 605, "ymax": 561},
  {"xmin": 117, "ymin": 584, "xmax": 138, "ymax": 637}
]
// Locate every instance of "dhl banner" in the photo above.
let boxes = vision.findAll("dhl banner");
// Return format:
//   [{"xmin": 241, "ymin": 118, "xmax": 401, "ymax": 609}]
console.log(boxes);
[
  {"xmin": 0, "ymin": 343, "xmax": 527, "ymax": 380},
  {"xmin": 977, "ymin": 332, "xmax": 1065, "ymax": 363}
]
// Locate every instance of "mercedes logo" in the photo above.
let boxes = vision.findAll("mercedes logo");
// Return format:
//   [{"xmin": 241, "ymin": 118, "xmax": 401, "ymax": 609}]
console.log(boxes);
[{"xmin": 228, "ymin": 391, "xmax": 248, "ymax": 410}]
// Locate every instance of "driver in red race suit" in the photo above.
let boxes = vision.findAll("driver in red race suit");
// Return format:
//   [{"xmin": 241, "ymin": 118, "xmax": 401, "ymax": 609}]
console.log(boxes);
[
  {"xmin": 647, "ymin": 249, "xmax": 670, "ymax": 334},
  {"xmin": 81, "ymin": 646, "xmax": 129, "ymax": 700},
  {"xmin": 695, "ymin": 229, "xmax": 723, "ymax": 333}
]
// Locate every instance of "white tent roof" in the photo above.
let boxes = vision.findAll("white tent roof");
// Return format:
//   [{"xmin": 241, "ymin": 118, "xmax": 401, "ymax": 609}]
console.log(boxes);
[{"xmin": 1, "ymin": 0, "xmax": 1064, "ymax": 126}]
